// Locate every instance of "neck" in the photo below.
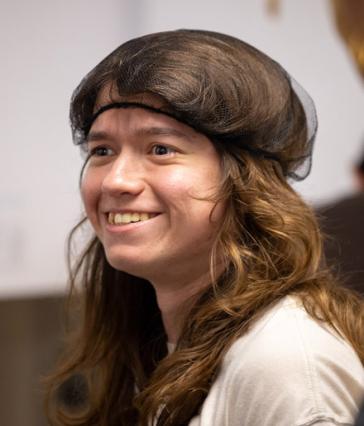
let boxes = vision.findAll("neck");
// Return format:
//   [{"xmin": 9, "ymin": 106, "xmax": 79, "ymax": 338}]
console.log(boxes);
[{"xmin": 151, "ymin": 270, "xmax": 213, "ymax": 344}]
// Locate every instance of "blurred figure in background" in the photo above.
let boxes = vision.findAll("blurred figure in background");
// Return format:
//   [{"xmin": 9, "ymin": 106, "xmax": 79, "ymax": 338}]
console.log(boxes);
[
  {"xmin": 318, "ymin": 143, "xmax": 364, "ymax": 296},
  {"xmin": 356, "ymin": 400, "xmax": 364, "ymax": 426}
]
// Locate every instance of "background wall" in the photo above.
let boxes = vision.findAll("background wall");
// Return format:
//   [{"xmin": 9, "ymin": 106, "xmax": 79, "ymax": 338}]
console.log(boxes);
[
  {"xmin": 1, "ymin": 1, "xmax": 363, "ymax": 425},
  {"xmin": 1, "ymin": 0, "xmax": 363, "ymax": 297},
  {"xmin": 0, "ymin": 0, "xmax": 142, "ymax": 297}
]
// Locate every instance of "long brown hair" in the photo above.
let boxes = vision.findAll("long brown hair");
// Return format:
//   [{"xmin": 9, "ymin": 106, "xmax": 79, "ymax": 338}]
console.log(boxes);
[{"xmin": 45, "ymin": 30, "xmax": 364, "ymax": 425}]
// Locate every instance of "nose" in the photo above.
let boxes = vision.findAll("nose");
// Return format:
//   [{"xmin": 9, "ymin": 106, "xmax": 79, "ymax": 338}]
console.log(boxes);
[{"xmin": 101, "ymin": 153, "xmax": 145, "ymax": 196}]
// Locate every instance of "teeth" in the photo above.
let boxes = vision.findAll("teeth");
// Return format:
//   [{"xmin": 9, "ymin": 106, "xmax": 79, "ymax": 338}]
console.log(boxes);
[
  {"xmin": 108, "ymin": 212, "xmax": 157, "ymax": 225},
  {"xmin": 131, "ymin": 213, "xmax": 140, "ymax": 222},
  {"xmin": 108, "ymin": 212, "xmax": 114, "ymax": 224},
  {"xmin": 115, "ymin": 213, "xmax": 127, "ymax": 224},
  {"xmin": 140, "ymin": 213, "xmax": 149, "ymax": 221}
]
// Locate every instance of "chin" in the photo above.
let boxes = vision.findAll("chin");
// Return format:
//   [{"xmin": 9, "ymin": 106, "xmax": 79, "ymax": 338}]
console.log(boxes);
[{"xmin": 105, "ymin": 252, "xmax": 153, "ymax": 280}]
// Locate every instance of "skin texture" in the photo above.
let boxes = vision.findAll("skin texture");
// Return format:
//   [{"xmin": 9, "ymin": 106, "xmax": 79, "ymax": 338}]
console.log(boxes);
[{"xmin": 81, "ymin": 94, "xmax": 225, "ymax": 342}]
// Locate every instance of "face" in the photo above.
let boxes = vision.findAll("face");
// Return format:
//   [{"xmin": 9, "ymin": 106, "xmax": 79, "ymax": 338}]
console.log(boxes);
[{"xmin": 81, "ymin": 94, "xmax": 225, "ymax": 286}]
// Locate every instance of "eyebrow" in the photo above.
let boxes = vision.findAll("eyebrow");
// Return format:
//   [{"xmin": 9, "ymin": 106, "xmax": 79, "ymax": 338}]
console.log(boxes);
[{"xmin": 86, "ymin": 126, "xmax": 195, "ymax": 143}]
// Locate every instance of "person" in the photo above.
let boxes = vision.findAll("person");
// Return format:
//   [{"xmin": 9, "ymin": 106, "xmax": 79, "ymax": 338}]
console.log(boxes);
[
  {"xmin": 355, "ymin": 400, "xmax": 364, "ymax": 426},
  {"xmin": 318, "ymin": 145, "xmax": 364, "ymax": 295},
  {"xmin": 45, "ymin": 30, "xmax": 364, "ymax": 426}
]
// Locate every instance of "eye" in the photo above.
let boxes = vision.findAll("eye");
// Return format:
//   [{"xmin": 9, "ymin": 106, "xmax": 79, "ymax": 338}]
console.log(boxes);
[
  {"xmin": 151, "ymin": 144, "xmax": 176, "ymax": 156},
  {"xmin": 89, "ymin": 146, "xmax": 114, "ymax": 157}
]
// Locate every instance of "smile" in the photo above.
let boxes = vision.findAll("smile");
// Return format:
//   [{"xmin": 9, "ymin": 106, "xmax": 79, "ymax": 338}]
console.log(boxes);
[{"xmin": 107, "ymin": 212, "xmax": 159, "ymax": 225}]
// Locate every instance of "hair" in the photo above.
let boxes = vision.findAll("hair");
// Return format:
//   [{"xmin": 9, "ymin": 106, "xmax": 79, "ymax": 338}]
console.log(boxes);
[{"xmin": 44, "ymin": 29, "xmax": 364, "ymax": 426}]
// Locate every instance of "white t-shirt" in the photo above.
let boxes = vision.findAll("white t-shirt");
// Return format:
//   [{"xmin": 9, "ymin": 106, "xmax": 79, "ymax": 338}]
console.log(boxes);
[{"xmin": 181, "ymin": 296, "xmax": 364, "ymax": 426}]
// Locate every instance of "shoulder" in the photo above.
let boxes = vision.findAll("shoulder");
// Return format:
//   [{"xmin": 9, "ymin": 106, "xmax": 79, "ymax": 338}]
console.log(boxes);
[
  {"xmin": 226, "ymin": 296, "xmax": 362, "ymax": 369},
  {"xmin": 213, "ymin": 296, "xmax": 364, "ymax": 426}
]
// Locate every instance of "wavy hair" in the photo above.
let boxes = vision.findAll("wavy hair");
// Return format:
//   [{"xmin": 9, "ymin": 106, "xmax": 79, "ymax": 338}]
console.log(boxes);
[{"xmin": 44, "ymin": 30, "xmax": 364, "ymax": 425}]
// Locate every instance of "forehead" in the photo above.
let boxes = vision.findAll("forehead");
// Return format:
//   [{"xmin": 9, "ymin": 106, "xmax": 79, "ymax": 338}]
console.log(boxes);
[
  {"xmin": 89, "ymin": 108, "xmax": 200, "ymax": 144},
  {"xmin": 90, "ymin": 84, "xmax": 203, "ymax": 141}
]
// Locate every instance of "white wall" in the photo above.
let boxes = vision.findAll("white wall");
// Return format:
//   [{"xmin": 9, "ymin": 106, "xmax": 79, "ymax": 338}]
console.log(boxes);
[
  {"xmin": 0, "ymin": 0, "xmax": 142, "ymax": 297},
  {"xmin": 1, "ymin": 0, "xmax": 363, "ymax": 298}
]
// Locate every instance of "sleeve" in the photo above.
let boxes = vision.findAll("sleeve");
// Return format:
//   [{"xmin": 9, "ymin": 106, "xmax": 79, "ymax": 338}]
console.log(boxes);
[{"xmin": 219, "ymin": 305, "xmax": 364, "ymax": 426}]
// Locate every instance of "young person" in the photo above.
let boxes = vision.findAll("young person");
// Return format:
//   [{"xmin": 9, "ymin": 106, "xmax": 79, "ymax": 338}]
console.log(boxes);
[{"xmin": 45, "ymin": 30, "xmax": 364, "ymax": 426}]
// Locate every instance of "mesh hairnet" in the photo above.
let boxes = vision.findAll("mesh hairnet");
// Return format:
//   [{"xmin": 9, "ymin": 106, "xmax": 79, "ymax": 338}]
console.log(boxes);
[{"xmin": 71, "ymin": 29, "xmax": 318, "ymax": 181}]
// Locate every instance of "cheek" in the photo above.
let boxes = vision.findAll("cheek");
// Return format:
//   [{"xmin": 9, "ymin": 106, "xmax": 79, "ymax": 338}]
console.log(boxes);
[
  {"xmin": 160, "ymin": 162, "xmax": 220, "ymax": 193},
  {"xmin": 159, "ymin": 167, "xmax": 222, "ymax": 222},
  {"xmin": 157, "ymin": 169, "xmax": 197, "ymax": 212},
  {"xmin": 80, "ymin": 172, "xmax": 100, "ymax": 226}
]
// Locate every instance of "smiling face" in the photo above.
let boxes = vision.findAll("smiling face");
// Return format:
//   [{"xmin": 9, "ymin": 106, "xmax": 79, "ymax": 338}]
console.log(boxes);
[{"xmin": 80, "ymin": 94, "xmax": 225, "ymax": 287}]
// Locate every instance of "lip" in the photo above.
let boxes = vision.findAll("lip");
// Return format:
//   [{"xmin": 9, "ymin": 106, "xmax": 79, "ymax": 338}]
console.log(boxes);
[
  {"xmin": 103, "ymin": 209, "xmax": 161, "ymax": 214},
  {"xmin": 103, "ymin": 212, "xmax": 162, "ymax": 234}
]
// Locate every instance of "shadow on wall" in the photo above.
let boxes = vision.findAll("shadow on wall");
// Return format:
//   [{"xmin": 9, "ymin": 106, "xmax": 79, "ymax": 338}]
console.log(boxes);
[{"xmin": 0, "ymin": 296, "xmax": 65, "ymax": 426}]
